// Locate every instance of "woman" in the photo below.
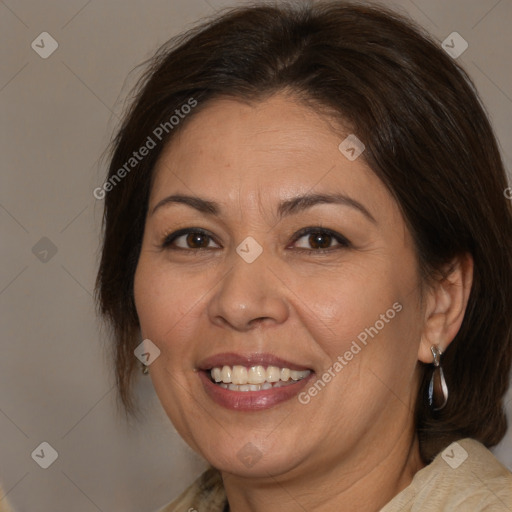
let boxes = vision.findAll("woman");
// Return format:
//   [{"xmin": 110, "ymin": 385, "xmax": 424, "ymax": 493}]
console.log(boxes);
[{"xmin": 95, "ymin": 2, "xmax": 512, "ymax": 511}]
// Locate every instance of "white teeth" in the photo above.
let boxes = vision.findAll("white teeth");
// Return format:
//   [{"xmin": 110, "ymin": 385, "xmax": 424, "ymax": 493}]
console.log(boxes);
[
  {"xmin": 280, "ymin": 368, "xmax": 291, "ymax": 381},
  {"xmin": 231, "ymin": 365, "xmax": 248, "ymax": 385},
  {"xmin": 212, "ymin": 367, "xmax": 222, "ymax": 382},
  {"xmin": 247, "ymin": 365, "xmax": 266, "ymax": 384},
  {"xmin": 266, "ymin": 366, "xmax": 281, "ymax": 382},
  {"xmin": 221, "ymin": 366, "xmax": 231, "ymax": 383},
  {"xmin": 209, "ymin": 365, "xmax": 311, "ymax": 388}
]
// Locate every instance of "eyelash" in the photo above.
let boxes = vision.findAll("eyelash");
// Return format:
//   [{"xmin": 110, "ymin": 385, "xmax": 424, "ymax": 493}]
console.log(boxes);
[{"xmin": 160, "ymin": 226, "xmax": 351, "ymax": 254}]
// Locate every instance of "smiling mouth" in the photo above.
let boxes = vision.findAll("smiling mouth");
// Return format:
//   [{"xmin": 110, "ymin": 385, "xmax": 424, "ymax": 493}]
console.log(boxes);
[{"xmin": 207, "ymin": 365, "xmax": 311, "ymax": 392}]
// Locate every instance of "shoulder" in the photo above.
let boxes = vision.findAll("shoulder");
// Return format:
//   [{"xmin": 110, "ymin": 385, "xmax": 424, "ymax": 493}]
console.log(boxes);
[
  {"xmin": 0, "ymin": 484, "xmax": 14, "ymax": 512},
  {"xmin": 156, "ymin": 466, "xmax": 226, "ymax": 512},
  {"xmin": 380, "ymin": 438, "xmax": 512, "ymax": 512}
]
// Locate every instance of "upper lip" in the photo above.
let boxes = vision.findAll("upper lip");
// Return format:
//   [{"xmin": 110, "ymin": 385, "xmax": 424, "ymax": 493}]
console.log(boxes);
[{"xmin": 198, "ymin": 352, "xmax": 312, "ymax": 371}]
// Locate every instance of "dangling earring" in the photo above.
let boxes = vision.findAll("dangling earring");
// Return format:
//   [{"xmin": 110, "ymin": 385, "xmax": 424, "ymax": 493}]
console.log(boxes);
[
  {"xmin": 141, "ymin": 363, "xmax": 149, "ymax": 375},
  {"xmin": 428, "ymin": 345, "xmax": 448, "ymax": 411}
]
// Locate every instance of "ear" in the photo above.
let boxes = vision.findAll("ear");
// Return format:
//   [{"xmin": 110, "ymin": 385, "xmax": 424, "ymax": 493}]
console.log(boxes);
[{"xmin": 418, "ymin": 253, "xmax": 474, "ymax": 363}]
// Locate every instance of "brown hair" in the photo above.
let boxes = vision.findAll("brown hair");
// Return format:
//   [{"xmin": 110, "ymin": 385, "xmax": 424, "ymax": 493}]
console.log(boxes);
[{"xmin": 95, "ymin": 1, "xmax": 512, "ymax": 461}]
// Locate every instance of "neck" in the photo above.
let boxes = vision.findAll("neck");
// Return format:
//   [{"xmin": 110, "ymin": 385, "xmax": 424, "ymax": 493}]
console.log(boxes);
[{"xmin": 221, "ymin": 429, "xmax": 426, "ymax": 512}]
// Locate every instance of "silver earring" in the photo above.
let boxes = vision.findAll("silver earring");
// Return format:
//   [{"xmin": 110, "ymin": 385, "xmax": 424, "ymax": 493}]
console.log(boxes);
[
  {"xmin": 428, "ymin": 345, "xmax": 448, "ymax": 411},
  {"xmin": 141, "ymin": 363, "xmax": 149, "ymax": 375}
]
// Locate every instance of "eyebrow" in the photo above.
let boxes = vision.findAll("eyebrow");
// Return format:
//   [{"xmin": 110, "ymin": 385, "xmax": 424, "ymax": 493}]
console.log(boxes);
[{"xmin": 150, "ymin": 192, "xmax": 376, "ymax": 223}]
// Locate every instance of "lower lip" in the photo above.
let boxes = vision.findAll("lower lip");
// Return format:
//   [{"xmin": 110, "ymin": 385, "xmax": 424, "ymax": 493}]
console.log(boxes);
[{"xmin": 199, "ymin": 370, "xmax": 315, "ymax": 411}]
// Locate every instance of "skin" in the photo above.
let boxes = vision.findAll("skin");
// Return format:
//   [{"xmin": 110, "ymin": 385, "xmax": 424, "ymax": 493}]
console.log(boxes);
[{"xmin": 133, "ymin": 92, "xmax": 473, "ymax": 512}]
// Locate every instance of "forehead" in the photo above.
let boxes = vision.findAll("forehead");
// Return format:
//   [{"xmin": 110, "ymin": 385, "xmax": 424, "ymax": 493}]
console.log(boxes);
[{"xmin": 149, "ymin": 93, "xmax": 391, "ymax": 216}]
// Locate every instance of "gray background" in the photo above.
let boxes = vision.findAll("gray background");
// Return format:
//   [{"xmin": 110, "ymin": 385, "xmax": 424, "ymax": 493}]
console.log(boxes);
[{"xmin": 1, "ymin": 0, "xmax": 511, "ymax": 511}]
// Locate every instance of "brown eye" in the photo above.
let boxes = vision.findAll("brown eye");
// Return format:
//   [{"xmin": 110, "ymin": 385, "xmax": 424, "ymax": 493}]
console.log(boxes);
[
  {"xmin": 292, "ymin": 227, "xmax": 351, "ymax": 252},
  {"xmin": 185, "ymin": 232, "xmax": 210, "ymax": 248},
  {"xmin": 308, "ymin": 232, "xmax": 333, "ymax": 249},
  {"xmin": 161, "ymin": 228, "xmax": 221, "ymax": 250}
]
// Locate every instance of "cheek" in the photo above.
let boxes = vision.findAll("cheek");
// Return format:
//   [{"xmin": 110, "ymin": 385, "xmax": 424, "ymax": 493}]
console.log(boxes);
[
  {"xmin": 133, "ymin": 260, "xmax": 205, "ymax": 441},
  {"xmin": 133, "ymin": 256, "xmax": 208, "ymax": 358},
  {"xmin": 293, "ymin": 255, "xmax": 423, "ymax": 406},
  {"xmin": 293, "ymin": 262, "xmax": 405, "ymax": 357},
  {"xmin": 134, "ymin": 262, "xmax": 165, "ymax": 338}
]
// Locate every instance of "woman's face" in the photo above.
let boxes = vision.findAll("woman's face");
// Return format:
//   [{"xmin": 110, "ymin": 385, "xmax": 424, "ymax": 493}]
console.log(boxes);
[{"xmin": 134, "ymin": 93, "xmax": 426, "ymax": 478}]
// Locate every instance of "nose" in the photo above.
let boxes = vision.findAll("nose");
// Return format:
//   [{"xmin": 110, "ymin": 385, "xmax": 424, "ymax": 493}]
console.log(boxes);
[{"xmin": 207, "ymin": 252, "xmax": 289, "ymax": 332}]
